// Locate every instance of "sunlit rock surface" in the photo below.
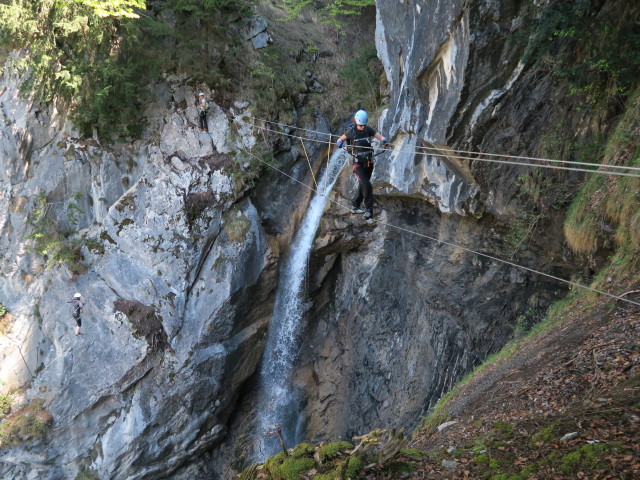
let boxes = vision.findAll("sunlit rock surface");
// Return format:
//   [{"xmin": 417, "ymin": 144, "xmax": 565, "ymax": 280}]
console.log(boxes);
[{"xmin": 0, "ymin": 70, "xmax": 275, "ymax": 479}]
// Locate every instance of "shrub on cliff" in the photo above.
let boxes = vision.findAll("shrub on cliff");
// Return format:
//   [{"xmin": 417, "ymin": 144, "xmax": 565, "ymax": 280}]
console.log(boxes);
[
  {"xmin": 0, "ymin": 0, "xmax": 251, "ymax": 139},
  {"xmin": 0, "ymin": 398, "xmax": 53, "ymax": 449}
]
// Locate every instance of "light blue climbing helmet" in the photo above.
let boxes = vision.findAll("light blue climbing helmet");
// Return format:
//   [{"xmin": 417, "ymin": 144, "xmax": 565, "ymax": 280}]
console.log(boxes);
[{"xmin": 354, "ymin": 110, "xmax": 368, "ymax": 126}]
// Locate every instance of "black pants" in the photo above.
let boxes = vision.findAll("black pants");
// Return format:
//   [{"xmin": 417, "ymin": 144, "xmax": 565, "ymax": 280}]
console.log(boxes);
[
  {"xmin": 199, "ymin": 111, "xmax": 208, "ymax": 130},
  {"xmin": 74, "ymin": 316, "xmax": 82, "ymax": 327},
  {"xmin": 352, "ymin": 160, "xmax": 374, "ymax": 210}
]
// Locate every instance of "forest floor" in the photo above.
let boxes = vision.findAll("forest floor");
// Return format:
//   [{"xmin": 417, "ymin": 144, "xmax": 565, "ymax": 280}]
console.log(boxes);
[{"xmin": 366, "ymin": 293, "xmax": 640, "ymax": 479}]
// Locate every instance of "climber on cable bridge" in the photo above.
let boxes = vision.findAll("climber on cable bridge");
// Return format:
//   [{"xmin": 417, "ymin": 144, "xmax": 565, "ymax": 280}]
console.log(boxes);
[{"xmin": 336, "ymin": 109, "xmax": 390, "ymax": 219}]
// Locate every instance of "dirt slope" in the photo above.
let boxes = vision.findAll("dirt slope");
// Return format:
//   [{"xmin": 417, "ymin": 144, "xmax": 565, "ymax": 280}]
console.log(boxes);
[{"xmin": 402, "ymin": 294, "xmax": 640, "ymax": 479}]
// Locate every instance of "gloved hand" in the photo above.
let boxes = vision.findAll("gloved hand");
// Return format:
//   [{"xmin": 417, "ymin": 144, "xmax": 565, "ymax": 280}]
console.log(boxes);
[
  {"xmin": 381, "ymin": 138, "xmax": 391, "ymax": 149},
  {"xmin": 337, "ymin": 140, "xmax": 344, "ymax": 148}
]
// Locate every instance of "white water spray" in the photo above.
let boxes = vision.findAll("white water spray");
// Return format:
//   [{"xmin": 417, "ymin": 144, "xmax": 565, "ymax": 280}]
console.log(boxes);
[{"xmin": 253, "ymin": 149, "xmax": 347, "ymax": 460}]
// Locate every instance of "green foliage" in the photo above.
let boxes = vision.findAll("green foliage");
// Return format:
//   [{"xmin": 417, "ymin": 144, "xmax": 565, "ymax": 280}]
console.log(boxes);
[
  {"xmin": 25, "ymin": 190, "xmax": 86, "ymax": 274},
  {"xmin": 154, "ymin": 0, "xmax": 253, "ymax": 88},
  {"xmin": 0, "ymin": 0, "xmax": 151, "ymax": 139},
  {"xmin": 520, "ymin": 0, "xmax": 640, "ymax": 108},
  {"xmin": 66, "ymin": 192, "xmax": 85, "ymax": 228},
  {"xmin": 339, "ymin": 43, "xmax": 383, "ymax": 111},
  {"xmin": 0, "ymin": 303, "xmax": 6, "ymax": 318},
  {"xmin": 564, "ymin": 86, "xmax": 640, "ymax": 262},
  {"xmin": 83, "ymin": 238, "xmax": 105, "ymax": 255},
  {"xmin": 238, "ymin": 45, "xmax": 309, "ymax": 117},
  {"xmin": 279, "ymin": 0, "xmax": 374, "ymax": 28},
  {"xmin": 0, "ymin": 391, "xmax": 11, "ymax": 420},
  {"xmin": 0, "ymin": 0, "xmax": 253, "ymax": 139}
]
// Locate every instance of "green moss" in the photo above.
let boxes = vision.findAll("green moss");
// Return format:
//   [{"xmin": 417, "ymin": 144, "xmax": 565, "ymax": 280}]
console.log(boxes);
[
  {"xmin": 492, "ymin": 421, "xmax": 514, "ymax": 438},
  {"xmin": 264, "ymin": 452, "xmax": 287, "ymax": 472},
  {"xmin": 269, "ymin": 456, "xmax": 316, "ymax": 480},
  {"xmin": 399, "ymin": 448, "xmax": 425, "ymax": 460},
  {"xmin": 531, "ymin": 425, "xmax": 557, "ymax": 444},
  {"xmin": 558, "ymin": 443, "xmax": 611, "ymax": 474},
  {"xmin": 317, "ymin": 441, "xmax": 354, "ymax": 462},
  {"xmin": 311, "ymin": 474, "xmax": 333, "ymax": 480},
  {"xmin": 291, "ymin": 442, "xmax": 315, "ymax": 458},
  {"xmin": 344, "ymin": 456, "xmax": 364, "ymax": 478}
]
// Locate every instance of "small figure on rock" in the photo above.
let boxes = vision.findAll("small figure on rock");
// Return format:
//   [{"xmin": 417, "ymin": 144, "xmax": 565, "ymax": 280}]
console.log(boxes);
[
  {"xmin": 67, "ymin": 292, "xmax": 84, "ymax": 335},
  {"xmin": 336, "ymin": 110, "xmax": 389, "ymax": 219},
  {"xmin": 196, "ymin": 92, "xmax": 210, "ymax": 131}
]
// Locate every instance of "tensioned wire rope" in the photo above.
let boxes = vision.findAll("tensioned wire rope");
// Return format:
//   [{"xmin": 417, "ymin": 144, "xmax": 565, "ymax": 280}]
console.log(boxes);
[
  {"xmin": 226, "ymin": 110, "xmax": 640, "ymax": 177},
  {"xmin": 234, "ymin": 123, "xmax": 640, "ymax": 308},
  {"xmin": 233, "ymin": 110, "xmax": 640, "ymax": 174},
  {"xmin": 252, "ymin": 122, "xmax": 640, "ymax": 178}
]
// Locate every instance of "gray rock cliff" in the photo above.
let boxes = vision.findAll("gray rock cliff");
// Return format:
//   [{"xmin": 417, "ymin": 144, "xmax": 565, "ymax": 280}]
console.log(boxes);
[
  {"xmin": 0, "ymin": 69, "xmax": 282, "ymax": 478},
  {"xmin": 1, "ymin": 0, "xmax": 593, "ymax": 478}
]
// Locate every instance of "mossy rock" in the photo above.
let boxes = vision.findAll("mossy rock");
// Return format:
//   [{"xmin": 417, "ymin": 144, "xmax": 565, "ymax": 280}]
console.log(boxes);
[
  {"xmin": 291, "ymin": 442, "xmax": 315, "ymax": 458},
  {"xmin": 223, "ymin": 212, "xmax": 251, "ymax": 243},
  {"xmin": 343, "ymin": 456, "xmax": 364, "ymax": 478},
  {"xmin": 264, "ymin": 451, "xmax": 288, "ymax": 471},
  {"xmin": 267, "ymin": 456, "xmax": 316, "ymax": 480},
  {"xmin": 317, "ymin": 441, "xmax": 354, "ymax": 462},
  {"xmin": 314, "ymin": 456, "xmax": 363, "ymax": 480}
]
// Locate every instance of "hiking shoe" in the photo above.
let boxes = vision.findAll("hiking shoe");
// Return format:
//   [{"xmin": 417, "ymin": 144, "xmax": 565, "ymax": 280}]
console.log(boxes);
[
  {"xmin": 351, "ymin": 206, "xmax": 365, "ymax": 214},
  {"xmin": 364, "ymin": 209, "xmax": 373, "ymax": 219}
]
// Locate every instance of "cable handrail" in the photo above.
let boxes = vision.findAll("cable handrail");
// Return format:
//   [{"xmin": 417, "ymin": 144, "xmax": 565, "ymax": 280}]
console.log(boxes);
[
  {"xmin": 251, "ymin": 123, "xmax": 640, "ymax": 178},
  {"xmin": 228, "ymin": 110, "xmax": 640, "ymax": 175}
]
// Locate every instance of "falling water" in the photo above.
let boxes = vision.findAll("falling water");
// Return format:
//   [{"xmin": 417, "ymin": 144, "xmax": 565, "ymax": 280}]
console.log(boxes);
[{"xmin": 253, "ymin": 149, "xmax": 347, "ymax": 460}]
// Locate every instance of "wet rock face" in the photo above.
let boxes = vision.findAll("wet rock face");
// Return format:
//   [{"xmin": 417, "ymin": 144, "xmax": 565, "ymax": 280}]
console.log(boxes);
[
  {"xmin": 292, "ymin": 0, "xmax": 573, "ymax": 447},
  {"xmin": 300, "ymin": 197, "xmax": 564, "ymax": 440}
]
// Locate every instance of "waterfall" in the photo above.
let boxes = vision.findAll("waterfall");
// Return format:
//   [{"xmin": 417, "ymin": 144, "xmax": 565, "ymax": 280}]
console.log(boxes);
[{"xmin": 253, "ymin": 149, "xmax": 348, "ymax": 460}]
